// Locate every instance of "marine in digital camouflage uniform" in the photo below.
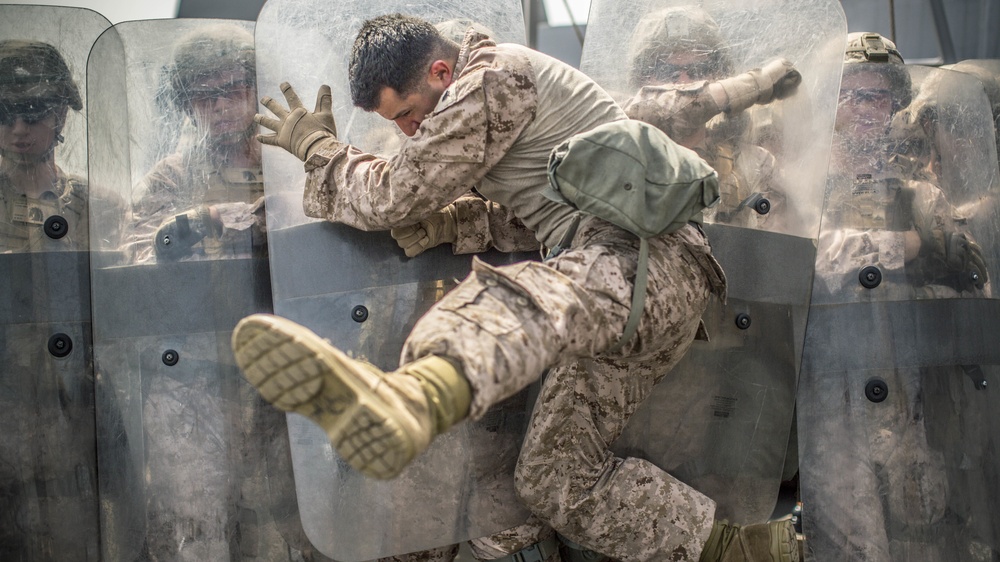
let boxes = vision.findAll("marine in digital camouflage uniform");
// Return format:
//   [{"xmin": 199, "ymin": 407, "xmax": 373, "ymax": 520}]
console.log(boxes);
[
  {"xmin": 125, "ymin": 24, "xmax": 323, "ymax": 562},
  {"xmin": 0, "ymin": 39, "xmax": 108, "ymax": 560},
  {"xmin": 620, "ymin": 7, "xmax": 801, "ymax": 230},
  {"xmin": 128, "ymin": 23, "xmax": 266, "ymax": 264},
  {"xmin": 799, "ymin": 33, "xmax": 993, "ymax": 561},
  {"xmin": 0, "ymin": 40, "xmax": 92, "ymax": 253},
  {"xmin": 235, "ymin": 14, "xmax": 798, "ymax": 562}
]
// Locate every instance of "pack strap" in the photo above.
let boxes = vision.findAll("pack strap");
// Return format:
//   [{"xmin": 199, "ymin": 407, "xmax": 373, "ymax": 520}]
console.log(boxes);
[
  {"xmin": 544, "ymin": 214, "xmax": 583, "ymax": 261},
  {"xmin": 607, "ymin": 237, "xmax": 648, "ymax": 354}
]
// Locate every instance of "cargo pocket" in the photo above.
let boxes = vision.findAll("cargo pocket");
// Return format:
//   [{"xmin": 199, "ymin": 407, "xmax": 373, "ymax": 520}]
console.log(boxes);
[{"xmin": 683, "ymin": 241, "xmax": 728, "ymax": 302}]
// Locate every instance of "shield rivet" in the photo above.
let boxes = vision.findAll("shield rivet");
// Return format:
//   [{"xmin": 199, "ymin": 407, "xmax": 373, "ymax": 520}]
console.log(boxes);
[
  {"xmin": 859, "ymin": 266, "xmax": 882, "ymax": 289},
  {"xmin": 352, "ymin": 305, "xmax": 369, "ymax": 323},
  {"xmin": 753, "ymin": 197, "xmax": 771, "ymax": 215},
  {"xmin": 162, "ymin": 349, "xmax": 179, "ymax": 366},
  {"xmin": 44, "ymin": 216, "xmax": 69, "ymax": 240},
  {"xmin": 865, "ymin": 378, "xmax": 888, "ymax": 403},
  {"xmin": 735, "ymin": 313, "xmax": 751, "ymax": 330},
  {"xmin": 48, "ymin": 333, "xmax": 73, "ymax": 358}
]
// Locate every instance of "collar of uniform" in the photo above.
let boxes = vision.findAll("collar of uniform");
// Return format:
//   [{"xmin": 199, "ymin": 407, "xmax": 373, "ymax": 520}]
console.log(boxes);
[{"xmin": 454, "ymin": 29, "xmax": 495, "ymax": 79}]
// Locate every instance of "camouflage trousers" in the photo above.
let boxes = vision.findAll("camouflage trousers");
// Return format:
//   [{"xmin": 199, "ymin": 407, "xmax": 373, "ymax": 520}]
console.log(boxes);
[{"xmin": 402, "ymin": 219, "xmax": 727, "ymax": 562}]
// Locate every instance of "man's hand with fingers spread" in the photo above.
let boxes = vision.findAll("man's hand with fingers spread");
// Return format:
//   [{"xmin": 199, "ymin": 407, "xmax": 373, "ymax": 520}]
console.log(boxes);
[{"xmin": 256, "ymin": 82, "xmax": 338, "ymax": 161}]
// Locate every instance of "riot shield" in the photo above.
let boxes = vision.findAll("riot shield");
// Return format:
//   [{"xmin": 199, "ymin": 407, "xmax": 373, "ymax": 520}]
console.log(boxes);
[
  {"xmin": 255, "ymin": 1, "xmax": 538, "ymax": 559},
  {"xmin": 87, "ymin": 19, "xmax": 328, "ymax": 561},
  {"xmin": 0, "ymin": 6, "xmax": 110, "ymax": 560},
  {"xmin": 941, "ymin": 59, "xmax": 1000, "ymax": 171},
  {"xmin": 798, "ymin": 63, "xmax": 1000, "ymax": 560},
  {"xmin": 580, "ymin": 0, "xmax": 846, "ymax": 523}
]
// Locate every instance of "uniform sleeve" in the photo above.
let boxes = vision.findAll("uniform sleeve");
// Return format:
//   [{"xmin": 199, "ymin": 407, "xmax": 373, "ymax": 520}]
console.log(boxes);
[
  {"xmin": 451, "ymin": 195, "xmax": 541, "ymax": 254},
  {"xmin": 302, "ymin": 65, "xmax": 537, "ymax": 232},
  {"xmin": 622, "ymin": 82, "xmax": 722, "ymax": 142}
]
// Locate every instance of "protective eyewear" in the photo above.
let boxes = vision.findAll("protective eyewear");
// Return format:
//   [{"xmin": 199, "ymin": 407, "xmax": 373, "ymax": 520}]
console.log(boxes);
[
  {"xmin": 839, "ymin": 88, "xmax": 893, "ymax": 105},
  {"xmin": 187, "ymin": 80, "xmax": 255, "ymax": 104},
  {"xmin": 0, "ymin": 103, "xmax": 56, "ymax": 126}
]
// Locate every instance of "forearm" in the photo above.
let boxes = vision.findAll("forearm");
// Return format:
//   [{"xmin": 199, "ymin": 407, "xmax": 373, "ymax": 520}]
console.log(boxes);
[
  {"xmin": 302, "ymin": 139, "xmax": 471, "ymax": 231},
  {"xmin": 623, "ymin": 83, "xmax": 723, "ymax": 142}
]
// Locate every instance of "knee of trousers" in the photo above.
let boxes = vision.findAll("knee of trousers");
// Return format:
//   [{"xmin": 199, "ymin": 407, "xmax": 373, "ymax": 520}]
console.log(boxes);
[{"xmin": 513, "ymin": 455, "xmax": 576, "ymax": 524}]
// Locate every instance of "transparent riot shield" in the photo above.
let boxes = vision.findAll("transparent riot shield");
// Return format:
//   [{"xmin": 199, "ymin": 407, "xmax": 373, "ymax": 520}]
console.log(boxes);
[
  {"xmin": 580, "ymin": 0, "xmax": 846, "ymax": 523},
  {"xmin": 942, "ymin": 59, "xmax": 1000, "ymax": 172},
  {"xmin": 255, "ymin": 1, "xmax": 537, "ymax": 559},
  {"xmin": 798, "ymin": 64, "xmax": 1000, "ymax": 560},
  {"xmin": 87, "ymin": 19, "xmax": 329, "ymax": 562},
  {"xmin": 0, "ymin": 6, "xmax": 110, "ymax": 560}
]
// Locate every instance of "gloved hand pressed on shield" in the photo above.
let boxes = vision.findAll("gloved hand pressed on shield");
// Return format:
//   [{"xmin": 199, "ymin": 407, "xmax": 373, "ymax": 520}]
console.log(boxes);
[
  {"xmin": 717, "ymin": 58, "xmax": 802, "ymax": 114},
  {"xmin": 918, "ymin": 228, "xmax": 989, "ymax": 290},
  {"xmin": 256, "ymin": 82, "xmax": 337, "ymax": 161},
  {"xmin": 390, "ymin": 205, "xmax": 458, "ymax": 257},
  {"xmin": 153, "ymin": 205, "xmax": 223, "ymax": 261},
  {"xmin": 910, "ymin": 200, "xmax": 988, "ymax": 290}
]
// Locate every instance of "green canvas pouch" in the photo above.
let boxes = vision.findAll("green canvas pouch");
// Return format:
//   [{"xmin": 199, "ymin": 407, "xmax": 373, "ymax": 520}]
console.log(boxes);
[{"xmin": 545, "ymin": 119, "xmax": 720, "ymax": 352}]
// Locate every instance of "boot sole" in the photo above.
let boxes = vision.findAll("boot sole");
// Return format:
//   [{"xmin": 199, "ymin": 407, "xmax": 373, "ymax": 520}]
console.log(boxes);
[
  {"xmin": 770, "ymin": 516, "xmax": 799, "ymax": 562},
  {"xmin": 232, "ymin": 314, "xmax": 416, "ymax": 479}
]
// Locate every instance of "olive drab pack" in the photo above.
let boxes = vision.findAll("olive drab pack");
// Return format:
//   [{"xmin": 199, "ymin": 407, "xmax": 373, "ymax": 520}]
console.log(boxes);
[
  {"xmin": 545, "ymin": 119, "xmax": 720, "ymax": 349},
  {"xmin": 254, "ymin": 0, "xmax": 538, "ymax": 559}
]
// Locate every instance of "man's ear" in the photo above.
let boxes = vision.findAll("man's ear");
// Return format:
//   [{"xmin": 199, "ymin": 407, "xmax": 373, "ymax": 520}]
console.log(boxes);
[{"xmin": 428, "ymin": 59, "xmax": 454, "ymax": 89}]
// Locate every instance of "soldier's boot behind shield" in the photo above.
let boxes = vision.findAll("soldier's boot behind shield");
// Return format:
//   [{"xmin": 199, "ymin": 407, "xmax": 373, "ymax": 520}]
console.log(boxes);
[
  {"xmin": 698, "ymin": 516, "xmax": 798, "ymax": 562},
  {"xmin": 231, "ymin": 314, "xmax": 471, "ymax": 480}
]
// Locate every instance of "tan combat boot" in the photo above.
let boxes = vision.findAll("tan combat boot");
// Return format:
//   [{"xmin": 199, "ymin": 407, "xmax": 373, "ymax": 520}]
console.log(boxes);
[
  {"xmin": 698, "ymin": 516, "xmax": 799, "ymax": 562},
  {"xmin": 231, "ymin": 314, "xmax": 471, "ymax": 480}
]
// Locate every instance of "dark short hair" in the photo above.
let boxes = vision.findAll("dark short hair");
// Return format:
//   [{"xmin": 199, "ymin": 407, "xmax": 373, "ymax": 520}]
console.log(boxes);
[{"xmin": 349, "ymin": 14, "xmax": 451, "ymax": 111}]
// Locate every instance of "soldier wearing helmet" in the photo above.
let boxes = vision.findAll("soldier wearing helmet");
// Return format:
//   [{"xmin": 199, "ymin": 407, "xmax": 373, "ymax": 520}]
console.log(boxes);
[
  {"xmin": 817, "ymin": 32, "xmax": 986, "ymax": 299},
  {"xmin": 0, "ymin": 40, "xmax": 90, "ymax": 251},
  {"xmin": 128, "ymin": 23, "xmax": 264, "ymax": 263},
  {"xmin": 800, "ymin": 32, "xmax": 994, "ymax": 561},
  {"xmin": 0, "ymin": 36, "xmax": 119, "ymax": 561},
  {"xmin": 121, "ymin": 22, "xmax": 281, "ymax": 562},
  {"xmin": 621, "ymin": 7, "xmax": 801, "ymax": 230}
]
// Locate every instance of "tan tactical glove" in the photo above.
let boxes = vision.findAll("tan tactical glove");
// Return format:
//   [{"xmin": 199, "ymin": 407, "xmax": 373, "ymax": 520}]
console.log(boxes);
[
  {"xmin": 256, "ymin": 83, "xmax": 337, "ymax": 161},
  {"xmin": 911, "ymin": 200, "xmax": 989, "ymax": 289},
  {"xmin": 390, "ymin": 206, "xmax": 458, "ymax": 258},
  {"xmin": 719, "ymin": 58, "xmax": 802, "ymax": 114},
  {"xmin": 154, "ymin": 205, "xmax": 223, "ymax": 261}
]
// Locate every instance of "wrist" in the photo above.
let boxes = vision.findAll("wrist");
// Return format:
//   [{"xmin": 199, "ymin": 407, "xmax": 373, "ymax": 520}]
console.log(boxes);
[{"xmin": 301, "ymin": 133, "xmax": 339, "ymax": 161}]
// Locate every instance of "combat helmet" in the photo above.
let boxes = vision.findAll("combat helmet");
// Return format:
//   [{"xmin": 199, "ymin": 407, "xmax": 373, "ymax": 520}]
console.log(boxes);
[
  {"xmin": 0, "ymin": 40, "xmax": 82, "ymax": 113},
  {"xmin": 843, "ymin": 32, "xmax": 911, "ymax": 112},
  {"xmin": 168, "ymin": 24, "xmax": 255, "ymax": 111},
  {"xmin": 627, "ymin": 6, "xmax": 735, "ymax": 89}
]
